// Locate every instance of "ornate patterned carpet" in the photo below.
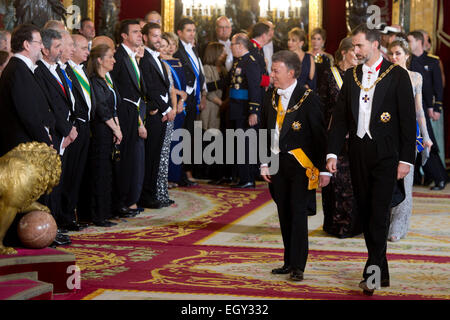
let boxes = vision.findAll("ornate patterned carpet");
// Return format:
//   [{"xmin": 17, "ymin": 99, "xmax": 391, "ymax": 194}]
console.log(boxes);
[{"xmin": 55, "ymin": 182, "xmax": 450, "ymax": 300}]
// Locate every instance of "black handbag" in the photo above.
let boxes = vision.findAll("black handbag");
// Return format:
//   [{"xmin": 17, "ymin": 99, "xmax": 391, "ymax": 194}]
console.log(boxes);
[{"xmin": 112, "ymin": 144, "xmax": 121, "ymax": 162}]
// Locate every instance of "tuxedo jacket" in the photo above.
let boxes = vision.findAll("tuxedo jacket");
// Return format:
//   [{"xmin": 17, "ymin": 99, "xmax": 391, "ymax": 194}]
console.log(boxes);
[
  {"xmin": 34, "ymin": 61, "xmax": 73, "ymax": 138},
  {"xmin": 261, "ymin": 82, "xmax": 327, "ymax": 172},
  {"xmin": 174, "ymin": 41, "xmax": 205, "ymax": 93},
  {"xmin": 327, "ymin": 59, "xmax": 416, "ymax": 164},
  {"xmin": 110, "ymin": 45, "xmax": 146, "ymax": 121},
  {"xmin": 64, "ymin": 63, "xmax": 96, "ymax": 122},
  {"xmin": 140, "ymin": 49, "xmax": 171, "ymax": 114},
  {"xmin": 0, "ymin": 57, "xmax": 54, "ymax": 155}
]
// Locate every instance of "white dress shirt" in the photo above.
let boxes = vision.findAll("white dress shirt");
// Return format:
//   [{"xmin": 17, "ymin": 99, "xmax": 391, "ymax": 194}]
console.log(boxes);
[
  {"xmin": 68, "ymin": 60, "xmax": 92, "ymax": 121},
  {"xmin": 180, "ymin": 39, "xmax": 207, "ymax": 95},
  {"xmin": 263, "ymin": 41, "xmax": 274, "ymax": 74},
  {"xmin": 327, "ymin": 55, "xmax": 412, "ymax": 167},
  {"xmin": 219, "ymin": 38, "xmax": 233, "ymax": 72},
  {"xmin": 121, "ymin": 43, "xmax": 140, "ymax": 78},
  {"xmin": 262, "ymin": 79, "xmax": 331, "ymax": 176},
  {"xmin": 14, "ymin": 54, "xmax": 36, "ymax": 73},
  {"xmin": 145, "ymin": 46, "xmax": 172, "ymax": 116}
]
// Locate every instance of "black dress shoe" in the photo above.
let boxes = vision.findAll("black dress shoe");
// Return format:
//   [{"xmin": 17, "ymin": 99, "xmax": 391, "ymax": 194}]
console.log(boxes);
[
  {"xmin": 139, "ymin": 200, "xmax": 163, "ymax": 209},
  {"xmin": 430, "ymin": 181, "xmax": 446, "ymax": 191},
  {"xmin": 178, "ymin": 178, "xmax": 198, "ymax": 187},
  {"xmin": 161, "ymin": 199, "xmax": 175, "ymax": 207},
  {"xmin": 359, "ymin": 280, "xmax": 375, "ymax": 296},
  {"xmin": 52, "ymin": 233, "xmax": 71, "ymax": 246},
  {"xmin": 289, "ymin": 269, "xmax": 304, "ymax": 281},
  {"xmin": 271, "ymin": 265, "xmax": 291, "ymax": 274},
  {"xmin": 94, "ymin": 220, "xmax": 117, "ymax": 227},
  {"xmin": 210, "ymin": 177, "xmax": 233, "ymax": 185},
  {"xmin": 57, "ymin": 228, "xmax": 68, "ymax": 234},
  {"xmin": 231, "ymin": 182, "xmax": 255, "ymax": 189},
  {"xmin": 116, "ymin": 207, "xmax": 137, "ymax": 218},
  {"xmin": 60, "ymin": 222, "xmax": 87, "ymax": 232}
]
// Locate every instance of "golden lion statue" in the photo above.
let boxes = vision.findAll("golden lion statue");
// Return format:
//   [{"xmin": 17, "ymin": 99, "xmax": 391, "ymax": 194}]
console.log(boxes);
[{"xmin": 0, "ymin": 142, "xmax": 61, "ymax": 255}]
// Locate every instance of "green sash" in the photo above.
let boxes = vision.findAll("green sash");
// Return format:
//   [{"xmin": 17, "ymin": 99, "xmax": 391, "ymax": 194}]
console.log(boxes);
[
  {"xmin": 129, "ymin": 55, "xmax": 141, "ymax": 89},
  {"xmin": 71, "ymin": 66, "xmax": 91, "ymax": 98}
]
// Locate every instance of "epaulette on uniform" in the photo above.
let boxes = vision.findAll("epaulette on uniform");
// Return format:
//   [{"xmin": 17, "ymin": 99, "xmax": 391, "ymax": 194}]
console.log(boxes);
[{"xmin": 427, "ymin": 53, "xmax": 440, "ymax": 60}]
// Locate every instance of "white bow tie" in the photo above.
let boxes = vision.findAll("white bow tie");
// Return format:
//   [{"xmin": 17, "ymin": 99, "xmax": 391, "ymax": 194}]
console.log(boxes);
[{"xmin": 277, "ymin": 88, "xmax": 290, "ymax": 99}]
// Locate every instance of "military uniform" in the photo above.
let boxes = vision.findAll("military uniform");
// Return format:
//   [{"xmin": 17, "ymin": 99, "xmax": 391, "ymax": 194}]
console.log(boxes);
[
  {"xmin": 410, "ymin": 52, "xmax": 448, "ymax": 187},
  {"xmin": 228, "ymin": 52, "xmax": 263, "ymax": 185},
  {"xmin": 250, "ymin": 39, "xmax": 270, "ymax": 88}
]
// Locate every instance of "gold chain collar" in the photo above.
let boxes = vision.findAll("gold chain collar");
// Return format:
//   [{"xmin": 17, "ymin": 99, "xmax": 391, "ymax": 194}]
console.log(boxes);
[
  {"xmin": 272, "ymin": 89, "xmax": 312, "ymax": 113},
  {"xmin": 353, "ymin": 63, "xmax": 397, "ymax": 92}
]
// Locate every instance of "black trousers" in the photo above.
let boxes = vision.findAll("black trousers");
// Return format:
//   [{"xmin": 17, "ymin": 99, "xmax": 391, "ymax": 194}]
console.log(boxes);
[
  {"xmin": 229, "ymin": 118, "xmax": 256, "ymax": 184},
  {"xmin": 88, "ymin": 122, "xmax": 114, "ymax": 224},
  {"xmin": 60, "ymin": 120, "xmax": 90, "ymax": 225},
  {"xmin": 139, "ymin": 112, "xmax": 167, "ymax": 204},
  {"xmin": 348, "ymin": 135, "xmax": 396, "ymax": 281},
  {"xmin": 269, "ymin": 153, "xmax": 310, "ymax": 271},
  {"xmin": 182, "ymin": 94, "xmax": 197, "ymax": 173}
]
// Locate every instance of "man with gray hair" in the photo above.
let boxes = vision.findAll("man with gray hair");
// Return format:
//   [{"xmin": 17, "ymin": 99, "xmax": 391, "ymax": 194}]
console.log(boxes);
[
  {"xmin": 228, "ymin": 33, "xmax": 263, "ymax": 188},
  {"xmin": 0, "ymin": 30, "xmax": 11, "ymax": 52},
  {"xmin": 260, "ymin": 50, "xmax": 329, "ymax": 282}
]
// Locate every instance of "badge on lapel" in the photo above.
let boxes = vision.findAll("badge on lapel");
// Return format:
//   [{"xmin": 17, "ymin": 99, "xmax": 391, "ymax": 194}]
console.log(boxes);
[
  {"xmin": 292, "ymin": 121, "xmax": 302, "ymax": 131},
  {"xmin": 380, "ymin": 112, "xmax": 391, "ymax": 123},
  {"xmin": 235, "ymin": 68, "xmax": 241, "ymax": 75}
]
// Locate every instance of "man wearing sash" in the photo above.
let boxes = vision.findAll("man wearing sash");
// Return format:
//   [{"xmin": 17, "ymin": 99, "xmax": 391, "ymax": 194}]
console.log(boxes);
[
  {"xmin": 63, "ymin": 34, "xmax": 96, "ymax": 226},
  {"xmin": 174, "ymin": 18, "xmax": 206, "ymax": 186},
  {"xmin": 34, "ymin": 29, "xmax": 82, "ymax": 235},
  {"xmin": 110, "ymin": 20, "xmax": 146, "ymax": 216},
  {"xmin": 260, "ymin": 50, "xmax": 329, "ymax": 281},
  {"xmin": 326, "ymin": 24, "xmax": 416, "ymax": 295}
]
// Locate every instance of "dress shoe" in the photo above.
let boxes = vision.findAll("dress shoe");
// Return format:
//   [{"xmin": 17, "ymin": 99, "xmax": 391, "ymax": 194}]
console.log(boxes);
[
  {"xmin": 116, "ymin": 207, "xmax": 138, "ymax": 218},
  {"xmin": 57, "ymin": 228, "xmax": 68, "ymax": 234},
  {"xmin": 231, "ymin": 182, "xmax": 255, "ymax": 189},
  {"xmin": 430, "ymin": 181, "xmax": 446, "ymax": 191},
  {"xmin": 161, "ymin": 199, "xmax": 175, "ymax": 207},
  {"xmin": 139, "ymin": 200, "xmax": 163, "ymax": 209},
  {"xmin": 52, "ymin": 233, "xmax": 71, "ymax": 246},
  {"xmin": 94, "ymin": 220, "xmax": 117, "ymax": 227},
  {"xmin": 179, "ymin": 178, "xmax": 198, "ymax": 187},
  {"xmin": 359, "ymin": 280, "xmax": 375, "ymax": 296},
  {"xmin": 289, "ymin": 269, "xmax": 304, "ymax": 281},
  {"xmin": 209, "ymin": 177, "xmax": 233, "ymax": 185},
  {"xmin": 271, "ymin": 265, "xmax": 291, "ymax": 274}
]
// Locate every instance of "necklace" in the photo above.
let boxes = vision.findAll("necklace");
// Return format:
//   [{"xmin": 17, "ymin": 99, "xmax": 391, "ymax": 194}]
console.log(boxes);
[
  {"xmin": 272, "ymin": 89, "xmax": 312, "ymax": 113},
  {"xmin": 353, "ymin": 63, "xmax": 397, "ymax": 92}
]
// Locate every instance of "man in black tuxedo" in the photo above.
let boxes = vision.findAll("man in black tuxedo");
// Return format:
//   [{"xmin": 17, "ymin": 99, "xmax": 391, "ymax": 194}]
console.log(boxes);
[
  {"xmin": 326, "ymin": 24, "xmax": 416, "ymax": 295},
  {"xmin": 0, "ymin": 24, "xmax": 54, "ymax": 156},
  {"xmin": 110, "ymin": 19, "xmax": 146, "ymax": 216},
  {"xmin": 62, "ymin": 34, "xmax": 96, "ymax": 227},
  {"xmin": 34, "ymin": 28, "xmax": 81, "ymax": 233},
  {"xmin": 260, "ymin": 50, "xmax": 330, "ymax": 282},
  {"xmin": 139, "ymin": 22, "xmax": 175, "ymax": 209},
  {"xmin": 174, "ymin": 18, "xmax": 206, "ymax": 186}
]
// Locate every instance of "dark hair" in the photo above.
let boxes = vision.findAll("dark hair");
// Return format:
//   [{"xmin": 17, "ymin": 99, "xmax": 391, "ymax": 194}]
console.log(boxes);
[
  {"xmin": 272, "ymin": 50, "xmax": 302, "ymax": 78},
  {"xmin": 351, "ymin": 24, "xmax": 381, "ymax": 48},
  {"xmin": 388, "ymin": 38, "xmax": 412, "ymax": 67},
  {"xmin": 0, "ymin": 50, "xmax": 10, "ymax": 65},
  {"xmin": 176, "ymin": 18, "xmax": 195, "ymax": 32},
  {"xmin": 80, "ymin": 18, "xmax": 93, "ymax": 30},
  {"xmin": 335, "ymin": 36, "xmax": 354, "ymax": 65},
  {"xmin": 233, "ymin": 33, "xmax": 252, "ymax": 50},
  {"xmin": 408, "ymin": 31, "xmax": 424, "ymax": 45},
  {"xmin": 250, "ymin": 22, "xmax": 270, "ymax": 39},
  {"xmin": 118, "ymin": 19, "xmax": 140, "ymax": 43},
  {"xmin": 142, "ymin": 22, "xmax": 161, "ymax": 36},
  {"xmin": 311, "ymin": 28, "xmax": 327, "ymax": 42},
  {"xmin": 41, "ymin": 28, "xmax": 62, "ymax": 50},
  {"xmin": 87, "ymin": 44, "xmax": 112, "ymax": 77},
  {"xmin": 203, "ymin": 42, "xmax": 225, "ymax": 65},
  {"xmin": 10, "ymin": 24, "xmax": 40, "ymax": 54}
]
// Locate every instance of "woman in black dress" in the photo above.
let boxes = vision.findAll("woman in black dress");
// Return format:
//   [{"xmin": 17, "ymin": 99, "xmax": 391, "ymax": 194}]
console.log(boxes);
[
  {"xmin": 87, "ymin": 44, "xmax": 122, "ymax": 227},
  {"xmin": 318, "ymin": 37, "xmax": 361, "ymax": 238},
  {"xmin": 308, "ymin": 28, "xmax": 334, "ymax": 91}
]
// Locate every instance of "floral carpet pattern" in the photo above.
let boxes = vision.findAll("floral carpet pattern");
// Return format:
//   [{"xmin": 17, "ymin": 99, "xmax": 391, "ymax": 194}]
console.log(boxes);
[{"xmin": 55, "ymin": 183, "xmax": 450, "ymax": 300}]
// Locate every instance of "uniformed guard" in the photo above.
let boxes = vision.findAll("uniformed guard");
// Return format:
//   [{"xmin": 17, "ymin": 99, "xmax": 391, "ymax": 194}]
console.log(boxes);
[
  {"xmin": 408, "ymin": 31, "xmax": 449, "ymax": 190},
  {"xmin": 228, "ymin": 33, "xmax": 263, "ymax": 188},
  {"xmin": 249, "ymin": 22, "xmax": 272, "ymax": 89}
]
